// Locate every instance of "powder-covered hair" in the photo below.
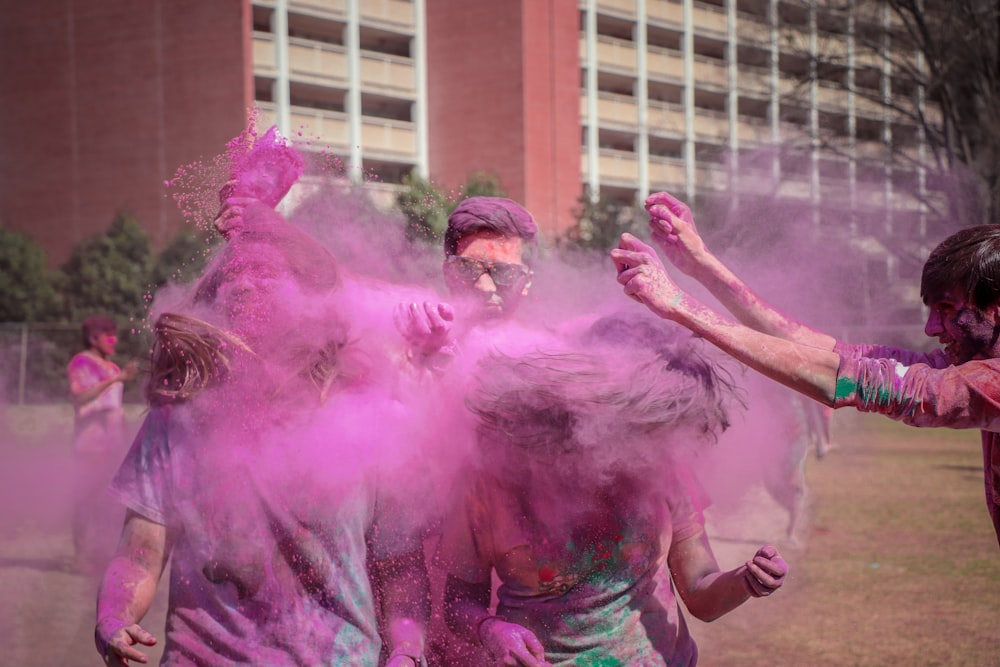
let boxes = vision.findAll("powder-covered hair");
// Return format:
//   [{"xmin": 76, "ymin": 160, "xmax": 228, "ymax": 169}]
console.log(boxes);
[
  {"xmin": 444, "ymin": 196, "xmax": 538, "ymax": 263},
  {"xmin": 147, "ymin": 212, "xmax": 348, "ymax": 405},
  {"xmin": 146, "ymin": 313, "xmax": 253, "ymax": 406},
  {"xmin": 81, "ymin": 315, "xmax": 117, "ymax": 349},
  {"xmin": 921, "ymin": 224, "xmax": 1000, "ymax": 309},
  {"xmin": 468, "ymin": 343, "xmax": 740, "ymax": 464},
  {"xmin": 582, "ymin": 310, "xmax": 742, "ymax": 436}
]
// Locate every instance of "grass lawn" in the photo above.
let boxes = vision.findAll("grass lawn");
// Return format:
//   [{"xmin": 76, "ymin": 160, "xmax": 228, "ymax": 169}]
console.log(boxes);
[
  {"xmin": 693, "ymin": 411, "xmax": 1000, "ymax": 667},
  {"xmin": 1, "ymin": 405, "xmax": 998, "ymax": 665}
]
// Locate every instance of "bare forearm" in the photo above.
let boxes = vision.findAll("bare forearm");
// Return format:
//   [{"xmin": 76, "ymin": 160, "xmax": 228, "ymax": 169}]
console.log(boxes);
[
  {"xmin": 671, "ymin": 294, "xmax": 840, "ymax": 405},
  {"xmin": 443, "ymin": 574, "xmax": 491, "ymax": 645},
  {"xmin": 670, "ymin": 532, "xmax": 787, "ymax": 624},
  {"xmin": 97, "ymin": 512, "xmax": 170, "ymax": 626},
  {"xmin": 682, "ymin": 568, "xmax": 752, "ymax": 622},
  {"xmin": 96, "ymin": 555, "xmax": 161, "ymax": 626},
  {"xmin": 689, "ymin": 252, "xmax": 837, "ymax": 350}
]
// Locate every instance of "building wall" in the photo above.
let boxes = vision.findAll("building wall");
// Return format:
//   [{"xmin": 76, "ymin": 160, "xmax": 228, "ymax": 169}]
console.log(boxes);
[
  {"xmin": 0, "ymin": 0, "xmax": 252, "ymax": 265},
  {"xmin": 522, "ymin": 0, "xmax": 585, "ymax": 234},
  {"xmin": 250, "ymin": 0, "xmax": 421, "ymax": 191},
  {"xmin": 0, "ymin": 0, "xmax": 935, "ymax": 275},
  {"xmin": 425, "ymin": 0, "xmax": 581, "ymax": 235}
]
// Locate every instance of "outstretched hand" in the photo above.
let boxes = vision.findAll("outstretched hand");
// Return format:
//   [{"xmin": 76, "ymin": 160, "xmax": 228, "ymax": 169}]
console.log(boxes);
[
  {"xmin": 96, "ymin": 617, "xmax": 157, "ymax": 666},
  {"xmin": 393, "ymin": 301, "xmax": 456, "ymax": 357},
  {"xmin": 213, "ymin": 195, "xmax": 262, "ymax": 240},
  {"xmin": 646, "ymin": 192, "xmax": 708, "ymax": 276},
  {"xmin": 610, "ymin": 233, "xmax": 686, "ymax": 319},
  {"xmin": 742, "ymin": 545, "xmax": 788, "ymax": 598},
  {"xmin": 645, "ymin": 191, "xmax": 708, "ymax": 276},
  {"xmin": 480, "ymin": 617, "xmax": 552, "ymax": 667}
]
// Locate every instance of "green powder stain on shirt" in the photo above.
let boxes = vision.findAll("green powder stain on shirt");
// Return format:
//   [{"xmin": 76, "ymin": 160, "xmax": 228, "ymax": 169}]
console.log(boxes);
[
  {"xmin": 575, "ymin": 650, "xmax": 624, "ymax": 667},
  {"xmin": 834, "ymin": 376, "xmax": 857, "ymax": 401}
]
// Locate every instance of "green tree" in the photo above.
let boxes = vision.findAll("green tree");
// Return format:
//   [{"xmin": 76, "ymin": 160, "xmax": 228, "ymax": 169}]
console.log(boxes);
[
  {"xmin": 460, "ymin": 171, "xmax": 506, "ymax": 200},
  {"xmin": 0, "ymin": 228, "xmax": 62, "ymax": 322},
  {"xmin": 59, "ymin": 212, "xmax": 154, "ymax": 324},
  {"xmin": 396, "ymin": 172, "xmax": 450, "ymax": 244},
  {"xmin": 150, "ymin": 228, "xmax": 220, "ymax": 288},
  {"xmin": 396, "ymin": 170, "xmax": 506, "ymax": 244},
  {"xmin": 559, "ymin": 187, "xmax": 644, "ymax": 252}
]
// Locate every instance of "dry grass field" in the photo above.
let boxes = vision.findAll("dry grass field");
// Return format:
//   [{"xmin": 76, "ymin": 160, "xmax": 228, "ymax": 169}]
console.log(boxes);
[{"xmin": 1, "ymin": 405, "xmax": 997, "ymax": 666}]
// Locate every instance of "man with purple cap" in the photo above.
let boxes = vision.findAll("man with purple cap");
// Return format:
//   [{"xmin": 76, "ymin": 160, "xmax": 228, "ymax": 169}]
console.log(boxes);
[
  {"xmin": 392, "ymin": 197, "xmax": 545, "ymax": 665},
  {"xmin": 394, "ymin": 196, "xmax": 540, "ymax": 364},
  {"xmin": 442, "ymin": 196, "xmax": 537, "ymax": 320}
]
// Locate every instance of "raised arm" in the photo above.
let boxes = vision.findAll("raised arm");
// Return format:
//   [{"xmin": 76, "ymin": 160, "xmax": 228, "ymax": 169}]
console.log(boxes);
[
  {"xmin": 644, "ymin": 192, "xmax": 837, "ymax": 351},
  {"xmin": 95, "ymin": 509, "xmax": 173, "ymax": 665},
  {"xmin": 371, "ymin": 548, "xmax": 431, "ymax": 667},
  {"xmin": 611, "ymin": 234, "xmax": 841, "ymax": 406}
]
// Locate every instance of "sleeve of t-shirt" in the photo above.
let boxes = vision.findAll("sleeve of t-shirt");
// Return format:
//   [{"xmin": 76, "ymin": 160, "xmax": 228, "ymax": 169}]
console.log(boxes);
[
  {"xmin": 836, "ymin": 347, "xmax": 1000, "ymax": 431},
  {"xmin": 108, "ymin": 407, "xmax": 173, "ymax": 526},
  {"xmin": 665, "ymin": 461, "xmax": 707, "ymax": 545},
  {"xmin": 67, "ymin": 355, "xmax": 100, "ymax": 392},
  {"xmin": 835, "ymin": 341, "xmax": 950, "ymax": 368}
]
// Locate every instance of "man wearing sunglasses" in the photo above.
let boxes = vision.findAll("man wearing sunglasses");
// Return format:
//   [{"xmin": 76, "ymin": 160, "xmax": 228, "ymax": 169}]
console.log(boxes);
[
  {"xmin": 395, "ymin": 196, "xmax": 539, "ymax": 364},
  {"xmin": 442, "ymin": 196, "xmax": 537, "ymax": 319}
]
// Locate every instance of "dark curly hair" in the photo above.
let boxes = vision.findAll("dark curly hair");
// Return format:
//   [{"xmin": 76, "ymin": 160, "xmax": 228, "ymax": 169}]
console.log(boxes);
[{"xmin": 921, "ymin": 225, "xmax": 1000, "ymax": 309}]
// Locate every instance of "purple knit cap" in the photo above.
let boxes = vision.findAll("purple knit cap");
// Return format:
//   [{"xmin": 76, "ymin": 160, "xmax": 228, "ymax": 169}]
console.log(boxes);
[{"xmin": 444, "ymin": 196, "xmax": 538, "ymax": 257}]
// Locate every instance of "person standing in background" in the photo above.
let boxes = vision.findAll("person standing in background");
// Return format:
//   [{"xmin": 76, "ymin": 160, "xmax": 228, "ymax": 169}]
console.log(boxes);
[{"xmin": 67, "ymin": 315, "xmax": 138, "ymax": 574}]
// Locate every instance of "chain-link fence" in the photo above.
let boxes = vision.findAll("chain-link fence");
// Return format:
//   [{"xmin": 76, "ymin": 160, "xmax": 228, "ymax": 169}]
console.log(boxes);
[
  {"xmin": 0, "ymin": 323, "xmax": 150, "ymax": 405},
  {"xmin": 0, "ymin": 318, "xmax": 938, "ymax": 406}
]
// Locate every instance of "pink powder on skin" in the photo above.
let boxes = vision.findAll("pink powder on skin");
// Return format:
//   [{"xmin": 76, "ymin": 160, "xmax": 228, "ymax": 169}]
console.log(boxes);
[{"xmin": 220, "ymin": 125, "xmax": 305, "ymax": 208}]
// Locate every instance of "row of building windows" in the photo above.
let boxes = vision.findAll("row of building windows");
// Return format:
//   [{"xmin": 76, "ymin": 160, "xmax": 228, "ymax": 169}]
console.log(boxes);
[{"xmin": 251, "ymin": 2, "xmax": 926, "ymax": 209}]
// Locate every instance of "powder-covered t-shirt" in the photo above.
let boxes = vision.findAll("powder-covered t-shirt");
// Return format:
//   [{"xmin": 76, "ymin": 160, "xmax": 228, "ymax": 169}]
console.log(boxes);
[
  {"xmin": 439, "ymin": 464, "xmax": 705, "ymax": 667},
  {"xmin": 110, "ymin": 393, "xmax": 423, "ymax": 666},
  {"xmin": 67, "ymin": 351, "xmax": 125, "ymax": 454},
  {"xmin": 835, "ymin": 342, "xmax": 1000, "ymax": 547}
]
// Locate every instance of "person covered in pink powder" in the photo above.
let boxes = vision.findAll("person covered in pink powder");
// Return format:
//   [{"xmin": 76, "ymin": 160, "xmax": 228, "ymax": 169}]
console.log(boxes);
[
  {"xmin": 394, "ymin": 196, "xmax": 562, "ymax": 665},
  {"xmin": 437, "ymin": 316, "xmax": 788, "ymax": 667},
  {"xmin": 94, "ymin": 128, "xmax": 430, "ymax": 667},
  {"xmin": 394, "ymin": 196, "xmax": 539, "ymax": 371},
  {"xmin": 613, "ymin": 190, "xmax": 1000, "ymax": 550},
  {"xmin": 67, "ymin": 315, "xmax": 139, "ymax": 573}
]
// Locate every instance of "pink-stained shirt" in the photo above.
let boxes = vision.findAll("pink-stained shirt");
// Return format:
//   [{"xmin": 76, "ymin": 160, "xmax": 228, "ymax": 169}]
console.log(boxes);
[
  {"xmin": 67, "ymin": 352, "xmax": 125, "ymax": 454},
  {"xmin": 110, "ymin": 396, "xmax": 424, "ymax": 666},
  {"xmin": 438, "ymin": 462, "xmax": 705, "ymax": 667},
  {"xmin": 834, "ymin": 342, "xmax": 1000, "ymax": 547}
]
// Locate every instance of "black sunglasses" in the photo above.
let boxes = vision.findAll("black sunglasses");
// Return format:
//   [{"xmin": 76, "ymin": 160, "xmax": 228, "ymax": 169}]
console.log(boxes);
[{"xmin": 444, "ymin": 256, "xmax": 532, "ymax": 288}]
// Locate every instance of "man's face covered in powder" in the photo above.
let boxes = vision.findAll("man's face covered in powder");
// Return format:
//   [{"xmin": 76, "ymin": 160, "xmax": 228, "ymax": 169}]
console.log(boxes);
[
  {"xmin": 925, "ymin": 285, "xmax": 1000, "ymax": 364},
  {"xmin": 443, "ymin": 231, "xmax": 532, "ymax": 319}
]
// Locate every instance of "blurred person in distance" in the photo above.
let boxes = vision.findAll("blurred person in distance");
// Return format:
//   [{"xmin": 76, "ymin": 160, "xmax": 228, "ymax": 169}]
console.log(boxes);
[{"xmin": 67, "ymin": 314, "xmax": 139, "ymax": 574}]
